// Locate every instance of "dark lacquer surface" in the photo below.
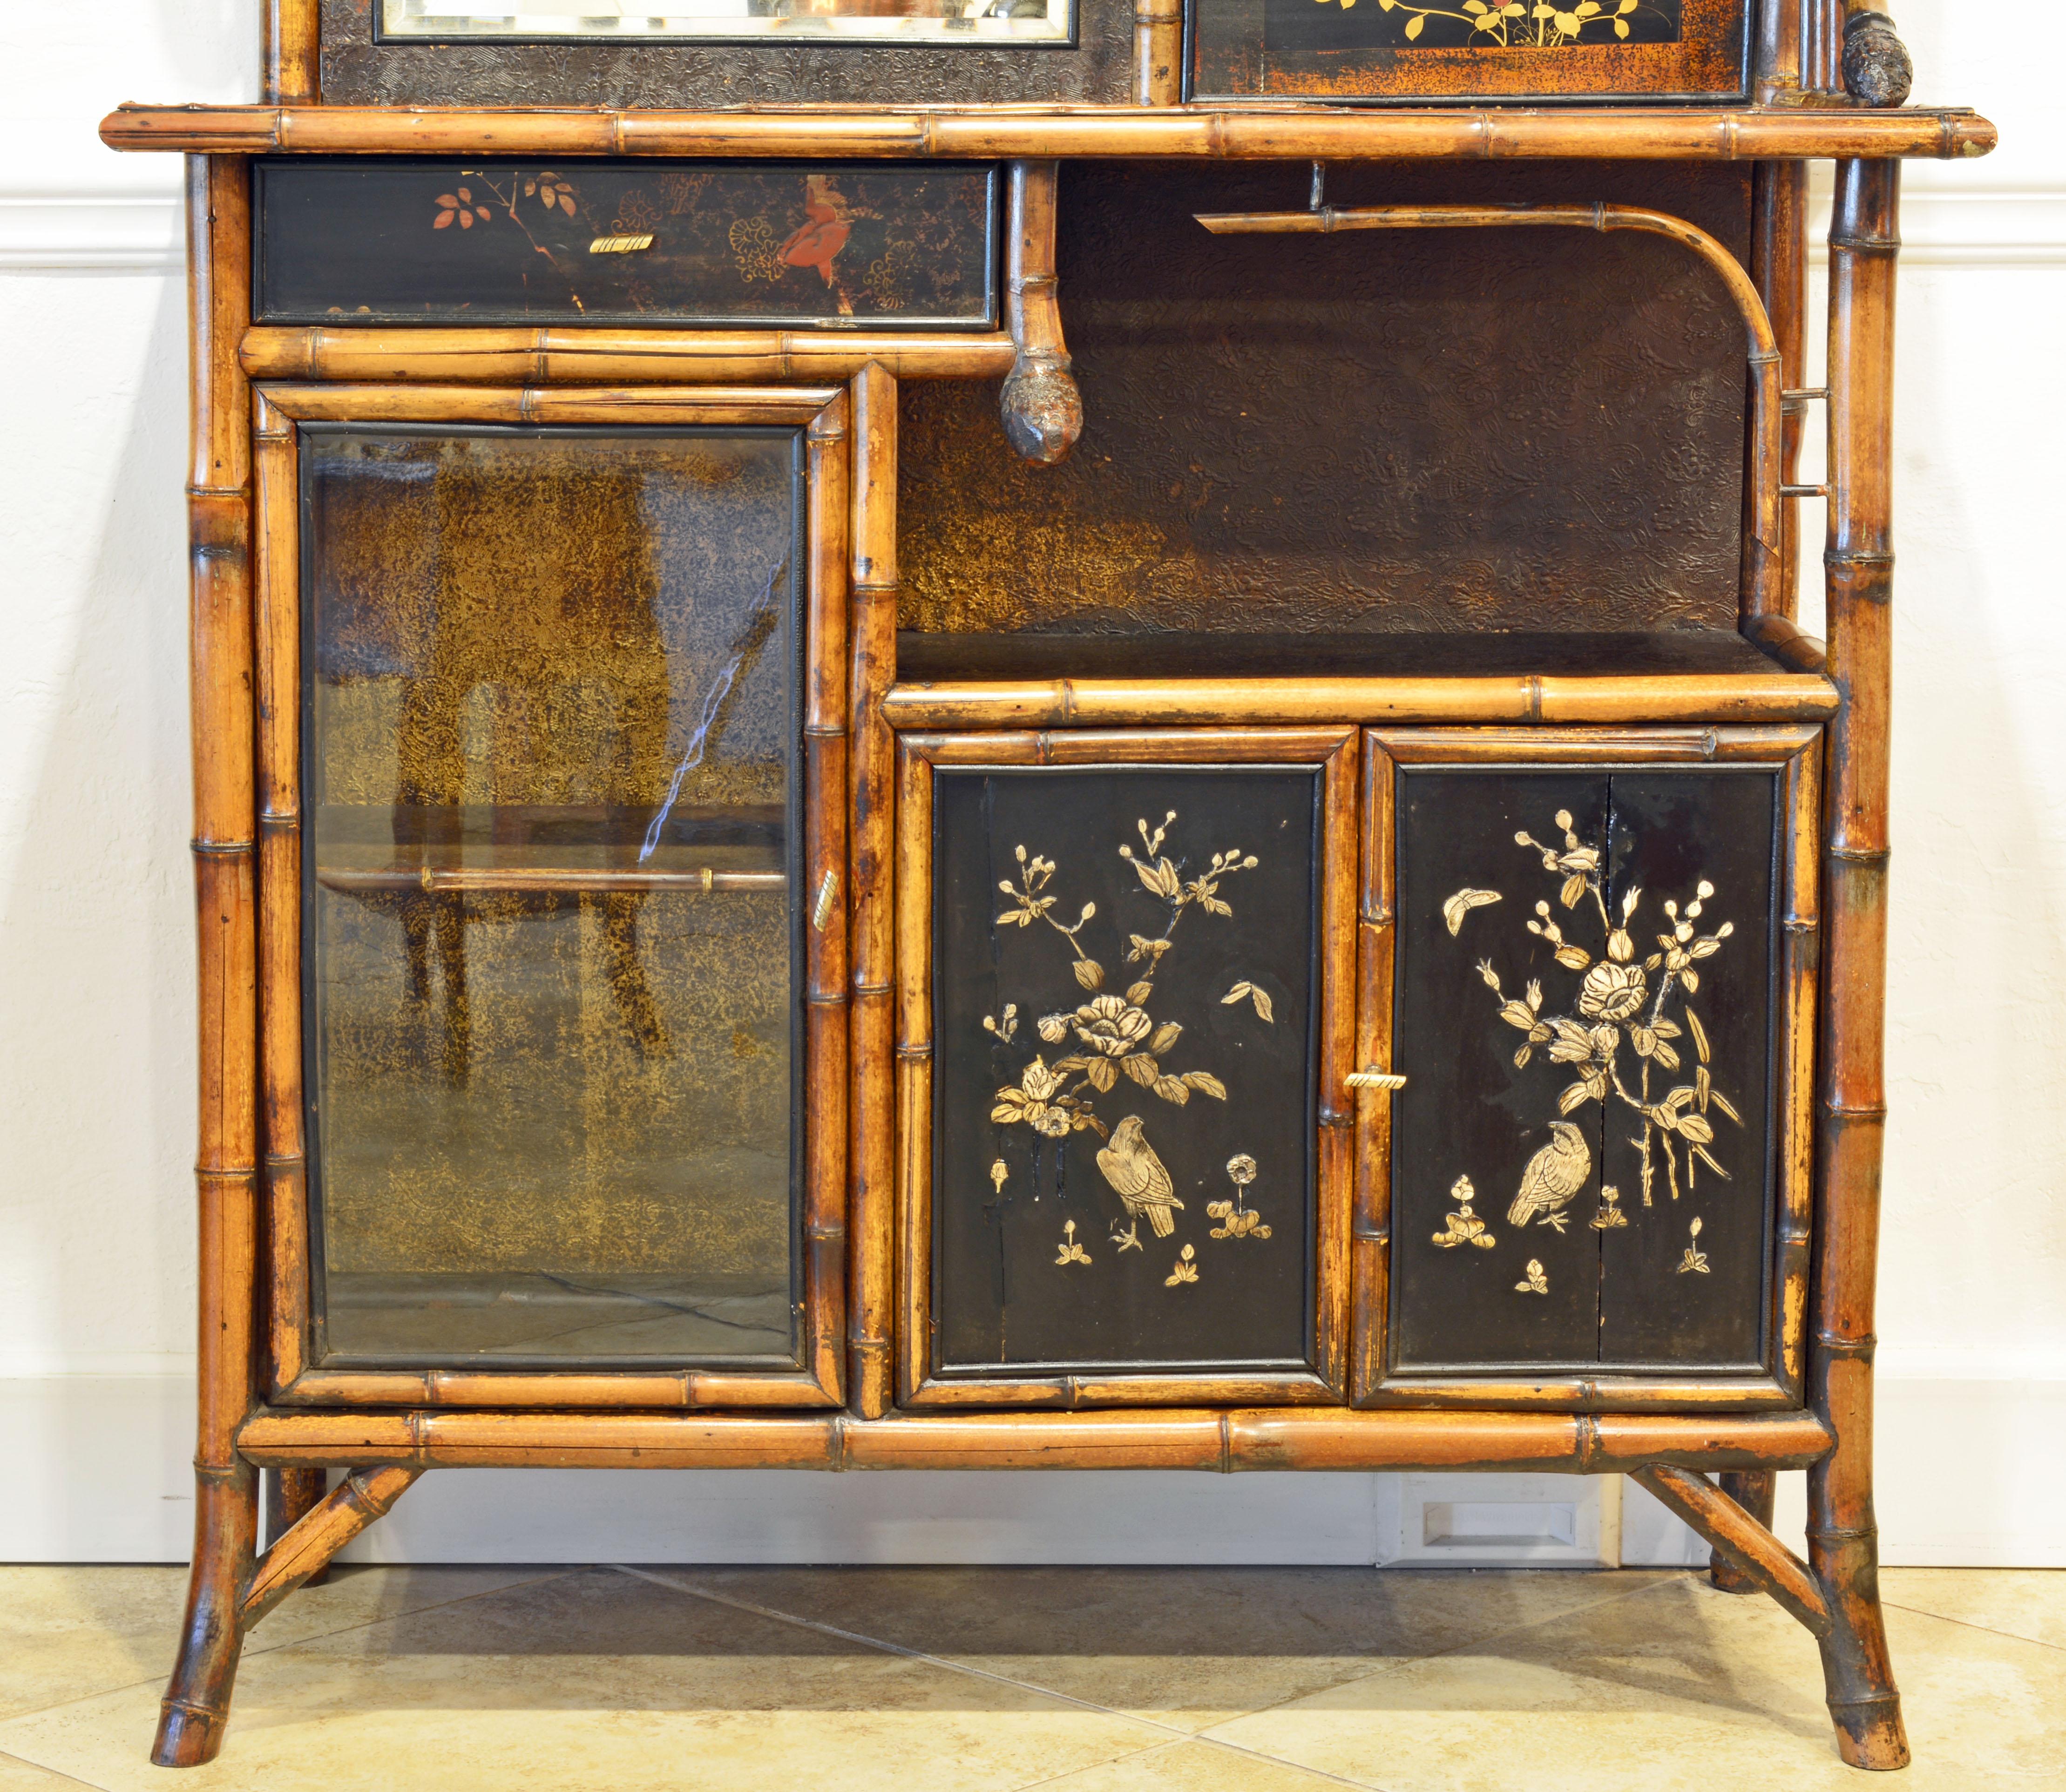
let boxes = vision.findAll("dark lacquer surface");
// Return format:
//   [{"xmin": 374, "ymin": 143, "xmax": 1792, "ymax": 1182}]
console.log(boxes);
[
  {"xmin": 1191, "ymin": 0, "xmax": 1748, "ymax": 105},
  {"xmin": 1389, "ymin": 764, "xmax": 1777, "ymax": 1374},
  {"xmin": 318, "ymin": 0, "xmax": 1132, "ymax": 107},
  {"xmin": 932, "ymin": 765, "xmax": 1321, "ymax": 1377},
  {"xmin": 901, "ymin": 160, "xmax": 1754, "ymax": 638},
  {"xmin": 255, "ymin": 158, "xmax": 998, "ymax": 328},
  {"xmin": 895, "ymin": 629, "xmax": 1792, "ymax": 683},
  {"xmin": 301, "ymin": 426, "xmax": 806, "ymax": 1369}
]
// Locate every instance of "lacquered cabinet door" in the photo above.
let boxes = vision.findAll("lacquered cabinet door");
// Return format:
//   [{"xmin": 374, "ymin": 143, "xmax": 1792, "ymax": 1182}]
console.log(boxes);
[
  {"xmin": 897, "ymin": 730, "xmax": 1356, "ymax": 1407},
  {"xmin": 1356, "ymin": 728, "xmax": 1819, "ymax": 1408}
]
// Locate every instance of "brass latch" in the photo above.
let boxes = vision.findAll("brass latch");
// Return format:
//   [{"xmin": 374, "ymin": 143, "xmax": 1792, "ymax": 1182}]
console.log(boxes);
[
  {"xmin": 812, "ymin": 870, "xmax": 840, "ymax": 932},
  {"xmin": 588, "ymin": 233, "xmax": 655, "ymax": 255},
  {"xmin": 1345, "ymin": 1067, "xmax": 1408, "ymax": 1091}
]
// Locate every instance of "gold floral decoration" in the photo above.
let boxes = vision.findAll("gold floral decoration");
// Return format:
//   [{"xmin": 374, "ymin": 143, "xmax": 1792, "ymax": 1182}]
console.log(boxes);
[
  {"xmin": 1307, "ymin": 0, "xmax": 1653, "ymax": 46},
  {"xmin": 1432, "ymin": 1174, "xmax": 1496, "ymax": 1249},
  {"xmin": 1055, "ymin": 1219, "xmax": 1092, "ymax": 1267},
  {"xmin": 1515, "ymin": 1258, "xmax": 1549, "ymax": 1295},
  {"xmin": 1208, "ymin": 1154, "xmax": 1273, "ymax": 1240},
  {"xmin": 1678, "ymin": 1216, "xmax": 1710, "ymax": 1275},
  {"xmin": 730, "ymin": 215, "xmax": 783, "ymax": 284},
  {"xmin": 1456, "ymin": 808, "xmax": 1742, "ymax": 1209},
  {"xmin": 1589, "ymin": 1183, "xmax": 1629, "ymax": 1230},
  {"xmin": 1165, "ymin": 1243, "xmax": 1200, "ymax": 1287}
]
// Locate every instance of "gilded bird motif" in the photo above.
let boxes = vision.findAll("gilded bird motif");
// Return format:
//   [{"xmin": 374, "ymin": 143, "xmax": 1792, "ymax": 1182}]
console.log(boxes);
[
  {"xmin": 1096, "ymin": 1114, "xmax": 1184, "ymax": 1239},
  {"xmin": 1508, "ymin": 1120, "xmax": 1592, "ymax": 1234}
]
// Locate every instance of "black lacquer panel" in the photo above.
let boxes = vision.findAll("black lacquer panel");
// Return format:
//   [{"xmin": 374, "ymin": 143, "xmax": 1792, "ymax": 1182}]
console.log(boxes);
[
  {"xmin": 932, "ymin": 766, "xmax": 1320, "ymax": 1376},
  {"xmin": 255, "ymin": 158, "xmax": 998, "ymax": 328},
  {"xmin": 1390, "ymin": 765, "xmax": 1778, "ymax": 1375}
]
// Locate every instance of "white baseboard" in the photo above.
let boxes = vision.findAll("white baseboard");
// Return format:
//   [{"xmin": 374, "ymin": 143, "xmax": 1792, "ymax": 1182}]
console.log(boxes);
[{"xmin": 6, "ymin": 1371, "xmax": 2057, "ymax": 1568}]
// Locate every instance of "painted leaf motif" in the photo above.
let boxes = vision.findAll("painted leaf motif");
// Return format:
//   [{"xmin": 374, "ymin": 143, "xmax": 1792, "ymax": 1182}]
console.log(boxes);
[
  {"xmin": 1085, "ymin": 1057, "xmax": 1117, "ymax": 1092},
  {"xmin": 1183, "ymin": 1071, "xmax": 1227, "ymax": 1100},
  {"xmin": 1554, "ymin": 945, "xmax": 1591, "ymax": 970},
  {"xmin": 1558, "ymin": 1081, "xmax": 1593, "ymax": 1115},
  {"xmin": 1559, "ymin": 873, "xmax": 1587, "ymax": 909},
  {"xmin": 1123, "ymin": 1054, "xmax": 1160, "ymax": 1088},
  {"xmin": 433, "ymin": 210, "xmax": 454, "ymax": 228},
  {"xmin": 1126, "ymin": 981, "xmax": 1155, "ymax": 1006},
  {"xmin": 1403, "ymin": 10, "xmax": 1422, "ymax": 34},
  {"xmin": 1153, "ymin": 1076, "xmax": 1191, "ymax": 1105},
  {"xmin": 1073, "ymin": 958, "xmax": 1104, "ymax": 991},
  {"xmin": 1149, "ymin": 1021, "xmax": 1183, "ymax": 1055},
  {"xmin": 1442, "ymin": 887, "xmax": 1502, "ymax": 936},
  {"xmin": 1687, "ymin": 1008, "xmax": 1710, "ymax": 1061}
]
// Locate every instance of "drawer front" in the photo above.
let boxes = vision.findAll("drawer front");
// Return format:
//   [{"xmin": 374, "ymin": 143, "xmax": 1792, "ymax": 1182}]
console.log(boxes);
[
  {"xmin": 898, "ymin": 731, "xmax": 1357, "ymax": 1406},
  {"xmin": 1361, "ymin": 728, "xmax": 1819, "ymax": 1405},
  {"xmin": 254, "ymin": 158, "xmax": 999, "ymax": 329}
]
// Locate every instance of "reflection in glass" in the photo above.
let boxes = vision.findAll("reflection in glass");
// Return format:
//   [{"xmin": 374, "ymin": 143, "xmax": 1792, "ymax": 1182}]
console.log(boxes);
[
  {"xmin": 381, "ymin": 0, "xmax": 1070, "ymax": 43},
  {"xmin": 303, "ymin": 427, "xmax": 802, "ymax": 1367}
]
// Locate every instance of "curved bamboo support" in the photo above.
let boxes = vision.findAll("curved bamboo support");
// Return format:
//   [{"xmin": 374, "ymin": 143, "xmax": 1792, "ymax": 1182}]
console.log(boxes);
[
  {"xmin": 1709, "ymin": 1470, "xmax": 1780, "ymax": 1592},
  {"xmin": 241, "ymin": 1468, "xmax": 423, "ymax": 1628},
  {"xmin": 1634, "ymin": 1467, "xmax": 1830, "ymax": 1636},
  {"xmin": 1001, "ymin": 161, "xmax": 1082, "ymax": 467},
  {"xmin": 1192, "ymin": 202, "xmax": 1784, "ymax": 627}
]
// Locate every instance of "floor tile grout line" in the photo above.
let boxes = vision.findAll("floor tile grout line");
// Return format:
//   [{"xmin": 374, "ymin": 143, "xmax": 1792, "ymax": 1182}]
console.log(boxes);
[
  {"xmin": 1189, "ymin": 1568, "xmax": 1700, "ymax": 1743},
  {"xmin": 1881, "ymin": 1598, "xmax": 2066, "ymax": 1657},
  {"xmin": 0, "ymin": 1567, "xmax": 584, "ymax": 1731},
  {"xmin": 616, "ymin": 1566, "xmax": 1395, "ymax": 1792},
  {"xmin": 0, "ymin": 1745, "xmax": 109, "ymax": 1790},
  {"xmin": 1008, "ymin": 1734, "xmax": 1373, "ymax": 1792}
]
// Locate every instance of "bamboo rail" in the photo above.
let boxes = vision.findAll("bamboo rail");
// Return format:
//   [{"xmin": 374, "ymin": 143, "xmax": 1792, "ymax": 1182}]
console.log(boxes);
[
  {"xmin": 1193, "ymin": 203, "xmax": 1784, "ymax": 627},
  {"xmin": 237, "ymin": 1407, "xmax": 1835, "ymax": 1473},
  {"xmin": 239, "ymin": 327, "xmax": 1016, "ymax": 385},
  {"xmin": 240, "ymin": 1468, "xmax": 421, "ymax": 1626},
  {"xmin": 1810, "ymin": 156, "xmax": 1908, "ymax": 1772},
  {"xmin": 1633, "ymin": 1467, "xmax": 1832, "ymax": 1636},
  {"xmin": 881, "ymin": 674, "xmax": 1838, "ymax": 731},
  {"xmin": 314, "ymin": 866, "xmax": 786, "ymax": 895},
  {"xmin": 101, "ymin": 104, "xmax": 1996, "ymax": 163}
]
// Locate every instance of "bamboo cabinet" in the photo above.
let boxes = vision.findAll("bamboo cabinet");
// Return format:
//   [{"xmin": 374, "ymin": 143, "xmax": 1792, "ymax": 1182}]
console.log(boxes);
[{"xmin": 105, "ymin": 0, "xmax": 1988, "ymax": 1769}]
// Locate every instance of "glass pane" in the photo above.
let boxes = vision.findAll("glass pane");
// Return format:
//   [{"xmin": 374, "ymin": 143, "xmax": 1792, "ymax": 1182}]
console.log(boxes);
[
  {"xmin": 302, "ymin": 426, "xmax": 803, "ymax": 1368},
  {"xmin": 381, "ymin": 0, "xmax": 1072, "ymax": 44}
]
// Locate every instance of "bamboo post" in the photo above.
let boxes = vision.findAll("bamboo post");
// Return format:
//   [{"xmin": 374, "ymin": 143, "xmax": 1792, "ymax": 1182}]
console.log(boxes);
[
  {"xmin": 1810, "ymin": 156, "xmax": 1907, "ymax": 1773},
  {"xmin": 1000, "ymin": 162, "xmax": 1083, "ymax": 467},
  {"xmin": 155, "ymin": 153, "xmax": 260, "ymax": 1772},
  {"xmin": 1752, "ymin": 5, "xmax": 1809, "ymax": 622},
  {"xmin": 1133, "ymin": 0, "xmax": 1183, "ymax": 105},
  {"xmin": 848, "ymin": 364, "xmax": 897, "ymax": 1420},
  {"xmin": 261, "ymin": 0, "xmax": 320, "ymax": 103}
]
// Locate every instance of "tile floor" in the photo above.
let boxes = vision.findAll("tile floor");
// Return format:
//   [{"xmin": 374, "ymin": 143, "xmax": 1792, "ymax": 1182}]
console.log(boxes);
[{"xmin": 0, "ymin": 1562, "xmax": 2059, "ymax": 1790}]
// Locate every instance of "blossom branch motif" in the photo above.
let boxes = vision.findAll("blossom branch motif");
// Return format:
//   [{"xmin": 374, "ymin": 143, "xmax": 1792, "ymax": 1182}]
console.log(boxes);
[
  {"xmin": 1308, "ymin": 0, "xmax": 1659, "ymax": 47},
  {"xmin": 427, "ymin": 168, "xmax": 588, "ymax": 310},
  {"xmin": 1458, "ymin": 807, "xmax": 1742, "ymax": 1212}
]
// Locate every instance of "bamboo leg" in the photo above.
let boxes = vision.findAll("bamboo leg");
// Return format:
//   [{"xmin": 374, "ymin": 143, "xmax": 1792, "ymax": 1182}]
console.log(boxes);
[
  {"xmin": 156, "ymin": 153, "xmax": 260, "ymax": 1772},
  {"xmin": 1810, "ymin": 156, "xmax": 1907, "ymax": 1774},
  {"xmin": 999, "ymin": 162, "xmax": 1082, "ymax": 467},
  {"xmin": 1708, "ymin": 1470, "xmax": 1779, "ymax": 1593}
]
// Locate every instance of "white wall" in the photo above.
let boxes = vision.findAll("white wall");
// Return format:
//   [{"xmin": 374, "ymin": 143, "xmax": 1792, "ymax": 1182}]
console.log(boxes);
[{"xmin": 2, "ymin": 2, "xmax": 2059, "ymax": 1569}]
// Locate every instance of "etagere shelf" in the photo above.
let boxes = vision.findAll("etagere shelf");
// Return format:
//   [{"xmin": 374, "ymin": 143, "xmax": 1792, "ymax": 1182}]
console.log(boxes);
[{"xmin": 104, "ymin": 0, "xmax": 1991, "ymax": 1768}]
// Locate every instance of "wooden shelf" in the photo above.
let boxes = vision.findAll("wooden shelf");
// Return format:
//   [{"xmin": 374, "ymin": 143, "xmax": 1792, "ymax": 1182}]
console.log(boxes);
[
  {"xmin": 100, "ymin": 103, "xmax": 1997, "ymax": 164},
  {"xmin": 884, "ymin": 627, "xmax": 1839, "ymax": 729}
]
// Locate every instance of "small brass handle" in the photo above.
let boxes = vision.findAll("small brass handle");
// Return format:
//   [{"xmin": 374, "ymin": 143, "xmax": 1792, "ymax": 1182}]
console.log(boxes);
[
  {"xmin": 1345, "ymin": 1068, "xmax": 1408, "ymax": 1091},
  {"xmin": 812, "ymin": 870, "xmax": 840, "ymax": 932}
]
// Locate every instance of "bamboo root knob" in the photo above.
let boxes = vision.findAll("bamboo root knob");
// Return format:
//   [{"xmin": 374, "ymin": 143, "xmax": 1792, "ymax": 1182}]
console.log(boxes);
[
  {"xmin": 1842, "ymin": 12, "xmax": 1913, "ymax": 109},
  {"xmin": 1000, "ymin": 349, "xmax": 1083, "ymax": 467}
]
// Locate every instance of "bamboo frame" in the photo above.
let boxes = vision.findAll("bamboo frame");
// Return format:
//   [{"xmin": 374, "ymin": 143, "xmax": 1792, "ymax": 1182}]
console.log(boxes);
[
  {"xmin": 1353, "ymin": 724, "xmax": 1820, "ymax": 1412},
  {"xmin": 252, "ymin": 380, "xmax": 849, "ymax": 1412},
  {"xmin": 100, "ymin": 103, "xmax": 1998, "ymax": 163},
  {"xmin": 156, "ymin": 153, "xmax": 261, "ymax": 1774},
  {"xmin": 1633, "ymin": 1466, "xmax": 1831, "ymax": 1634},
  {"xmin": 1133, "ymin": 0, "xmax": 1184, "ymax": 106},
  {"xmin": 236, "ymin": 1404, "xmax": 1834, "ymax": 1473},
  {"xmin": 892, "ymin": 727, "xmax": 1358, "ymax": 1409},
  {"xmin": 1192, "ymin": 203, "xmax": 1783, "ymax": 627},
  {"xmin": 261, "ymin": 1, "xmax": 319, "ymax": 106},
  {"xmin": 241, "ymin": 1467, "xmax": 420, "ymax": 1626},
  {"xmin": 999, "ymin": 161, "xmax": 1083, "ymax": 467},
  {"xmin": 1809, "ymin": 156, "xmax": 1909, "ymax": 1772},
  {"xmin": 882, "ymin": 676, "xmax": 1838, "ymax": 733},
  {"xmin": 238, "ymin": 328, "xmax": 1016, "ymax": 386},
  {"xmin": 849, "ymin": 363, "xmax": 899, "ymax": 1420}
]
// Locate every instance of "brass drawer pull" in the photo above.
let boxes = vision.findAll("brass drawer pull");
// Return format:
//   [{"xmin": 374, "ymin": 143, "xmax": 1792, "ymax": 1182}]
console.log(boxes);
[
  {"xmin": 1346, "ymin": 1068, "xmax": 1408, "ymax": 1091},
  {"xmin": 813, "ymin": 870, "xmax": 840, "ymax": 932}
]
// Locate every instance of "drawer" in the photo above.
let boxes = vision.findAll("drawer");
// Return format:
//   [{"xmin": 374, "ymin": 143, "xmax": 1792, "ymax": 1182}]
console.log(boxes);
[{"xmin": 253, "ymin": 157, "xmax": 999, "ymax": 329}]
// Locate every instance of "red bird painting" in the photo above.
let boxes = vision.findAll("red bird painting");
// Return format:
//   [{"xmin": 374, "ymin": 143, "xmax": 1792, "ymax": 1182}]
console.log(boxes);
[{"xmin": 779, "ymin": 175, "xmax": 852, "ymax": 286}]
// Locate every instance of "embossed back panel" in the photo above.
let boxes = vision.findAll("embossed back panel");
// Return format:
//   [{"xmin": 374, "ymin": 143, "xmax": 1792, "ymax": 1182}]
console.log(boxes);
[
  {"xmin": 1390, "ymin": 765, "xmax": 1778, "ymax": 1373},
  {"xmin": 932, "ymin": 765, "xmax": 1320, "ymax": 1375},
  {"xmin": 901, "ymin": 160, "xmax": 1752, "ymax": 637},
  {"xmin": 302, "ymin": 426, "xmax": 805, "ymax": 1369}
]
